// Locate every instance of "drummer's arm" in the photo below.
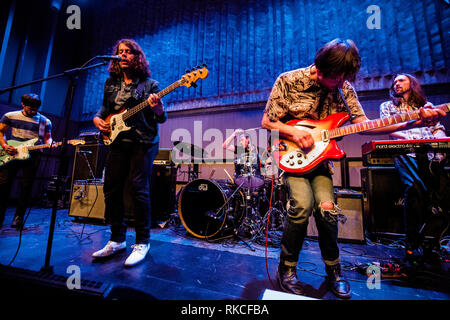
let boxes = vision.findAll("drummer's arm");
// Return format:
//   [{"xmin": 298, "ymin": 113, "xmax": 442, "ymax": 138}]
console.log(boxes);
[{"xmin": 222, "ymin": 131, "xmax": 238, "ymax": 152}]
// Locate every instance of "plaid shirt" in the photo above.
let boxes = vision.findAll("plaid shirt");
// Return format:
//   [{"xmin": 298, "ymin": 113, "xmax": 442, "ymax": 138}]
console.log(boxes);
[
  {"xmin": 264, "ymin": 65, "xmax": 366, "ymax": 122},
  {"xmin": 380, "ymin": 100, "xmax": 446, "ymax": 159},
  {"xmin": 379, "ymin": 100, "xmax": 445, "ymax": 140}
]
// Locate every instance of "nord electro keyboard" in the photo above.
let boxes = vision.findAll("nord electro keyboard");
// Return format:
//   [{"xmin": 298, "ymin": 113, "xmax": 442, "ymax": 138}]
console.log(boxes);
[{"xmin": 362, "ymin": 138, "xmax": 450, "ymax": 166}]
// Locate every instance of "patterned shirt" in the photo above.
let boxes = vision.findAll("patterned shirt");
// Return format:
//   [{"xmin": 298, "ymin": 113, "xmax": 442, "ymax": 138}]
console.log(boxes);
[
  {"xmin": 264, "ymin": 65, "xmax": 366, "ymax": 122},
  {"xmin": 0, "ymin": 110, "xmax": 52, "ymax": 143},
  {"xmin": 379, "ymin": 100, "xmax": 445, "ymax": 140},
  {"xmin": 380, "ymin": 100, "xmax": 446, "ymax": 159}
]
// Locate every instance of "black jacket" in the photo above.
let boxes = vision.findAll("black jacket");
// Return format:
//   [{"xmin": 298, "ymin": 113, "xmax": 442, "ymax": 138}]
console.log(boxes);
[{"xmin": 96, "ymin": 76, "xmax": 168, "ymax": 145}]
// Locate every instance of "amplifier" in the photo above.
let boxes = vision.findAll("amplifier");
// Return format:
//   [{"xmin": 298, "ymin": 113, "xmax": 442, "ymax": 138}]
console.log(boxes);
[
  {"xmin": 153, "ymin": 148, "xmax": 173, "ymax": 165},
  {"xmin": 69, "ymin": 180, "xmax": 106, "ymax": 221},
  {"xmin": 307, "ymin": 189, "xmax": 365, "ymax": 242}
]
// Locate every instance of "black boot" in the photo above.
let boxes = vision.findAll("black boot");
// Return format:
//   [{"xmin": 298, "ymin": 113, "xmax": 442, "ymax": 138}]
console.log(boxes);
[
  {"xmin": 277, "ymin": 263, "xmax": 306, "ymax": 296},
  {"xmin": 325, "ymin": 263, "xmax": 351, "ymax": 299}
]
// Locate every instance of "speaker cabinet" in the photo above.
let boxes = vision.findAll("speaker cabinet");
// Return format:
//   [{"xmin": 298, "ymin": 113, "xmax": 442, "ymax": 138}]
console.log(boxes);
[
  {"xmin": 103, "ymin": 164, "xmax": 176, "ymax": 226},
  {"xmin": 361, "ymin": 167, "xmax": 405, "ymax": 237},
  {"xmin": 307, "ymin": 189, "xmax": 365, "ymax": 242},
  {"xmin": 71, "ymin": 144, "xmax": 107, "ymax": 183},
  {"xmin": 69, "ymin": 181, "xmax": 106, "ymax": 221},
  {"xmin": 150, "ymin": 164, "xmax": 176, "ymax": 224}
]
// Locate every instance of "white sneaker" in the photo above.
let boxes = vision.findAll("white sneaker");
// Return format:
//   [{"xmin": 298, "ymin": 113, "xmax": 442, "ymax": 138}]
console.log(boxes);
[
  {"xmin": 124, "ymin": 243, "xmax": 150, "ymax": 267},
  {"xmin": 92, "ymin": 241, "xmax": 126, "ymax": 258}
]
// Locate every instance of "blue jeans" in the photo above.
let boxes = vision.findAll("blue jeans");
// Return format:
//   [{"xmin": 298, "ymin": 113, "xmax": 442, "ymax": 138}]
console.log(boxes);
[
  {"xmin": 281, "ymin": 164, "xmax": 340, "ymax": 267},
  {"xmin": 103, "ymin": 141, "xmax": 159, "ymax": 244}
]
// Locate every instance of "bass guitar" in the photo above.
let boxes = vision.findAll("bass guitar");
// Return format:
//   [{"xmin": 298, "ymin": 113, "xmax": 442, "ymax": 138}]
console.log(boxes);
[
  {"xmin": 0, "ymin": 138, "xmax": 85, "ymax": 167},
  {"xmin": 272, "ymin": 103, "xmax": 450, "ymax": 174},
  {"xmin": 101, "ymin": 66, "xmax": 209, "ymax": 145}
]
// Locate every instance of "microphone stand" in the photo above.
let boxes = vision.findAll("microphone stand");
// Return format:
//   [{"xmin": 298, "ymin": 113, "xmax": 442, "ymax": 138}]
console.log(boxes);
[{"xmin": 0, "ymin": 58, "xmax": 109, "ymax": 273}]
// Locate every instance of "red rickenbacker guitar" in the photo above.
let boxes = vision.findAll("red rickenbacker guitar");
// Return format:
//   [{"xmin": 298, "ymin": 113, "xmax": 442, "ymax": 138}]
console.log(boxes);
[
  {"xmin": 273, "ymin": 102, "xmax": 450, "ymax": 174},
  {"xmin": 101, "ymin": 66, "xmax": 209, "ymax": 146}
]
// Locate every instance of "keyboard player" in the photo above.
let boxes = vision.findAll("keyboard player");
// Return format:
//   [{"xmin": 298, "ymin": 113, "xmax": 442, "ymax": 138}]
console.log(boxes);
[{"xmin": 379, "ymin": 73, "xmax": 448, "ymax": 267}]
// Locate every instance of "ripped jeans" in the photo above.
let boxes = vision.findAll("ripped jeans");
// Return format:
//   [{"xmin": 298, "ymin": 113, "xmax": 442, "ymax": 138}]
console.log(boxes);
[{"xmin": 280, "ymin": 165, "xmax": 342, "ymax": 267}]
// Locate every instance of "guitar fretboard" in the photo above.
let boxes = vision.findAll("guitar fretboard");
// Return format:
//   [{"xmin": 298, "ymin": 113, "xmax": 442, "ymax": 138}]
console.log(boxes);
[
  {"xmin": 328, "ymin": 103, "xmax": 450, "ymax": 139},
  {"xmin": 27, "ymin": 142, "xmax": 62, "ymax": 151},
  {"xmin": 122, "ymin": 79, "xmax": 185, "ymax": 121}
]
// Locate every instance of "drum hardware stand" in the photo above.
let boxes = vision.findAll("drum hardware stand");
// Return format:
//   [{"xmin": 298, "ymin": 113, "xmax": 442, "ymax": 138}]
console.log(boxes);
[
  {"xmin": 187, "ymin": 163, "xmax": 199, "ymax": 181},
  {"xmin": 205, "ymin": 180, "xmax": 255, "ymax": 251}
]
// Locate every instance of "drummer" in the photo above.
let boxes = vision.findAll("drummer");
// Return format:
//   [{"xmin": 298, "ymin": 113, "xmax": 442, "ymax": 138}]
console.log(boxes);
[{"xmin": 222, "ymin": 129, "xmax": 261, "ymax": 184}]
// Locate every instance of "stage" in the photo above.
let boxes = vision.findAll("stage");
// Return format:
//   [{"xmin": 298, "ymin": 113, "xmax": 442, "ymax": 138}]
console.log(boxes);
[{"xmin": 0, "ymin": 207, "xmax": 449, "ymax": 302}]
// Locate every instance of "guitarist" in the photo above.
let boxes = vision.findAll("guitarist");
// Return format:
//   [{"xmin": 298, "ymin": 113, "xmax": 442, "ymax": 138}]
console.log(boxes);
[
  {"xmin": 380, "ymin": 74, "xmax": 448, "ymax": 267},
  {"xmin": 92, "ymin": 39, "xmax": 167, "ymax": 267},
  {"xmin": 261, "ymin": 39, "xmax": 446, "ymax": 299},
  {"xmin": 0, "ymin": 93, "xmax": 52, "ymax": 229}
]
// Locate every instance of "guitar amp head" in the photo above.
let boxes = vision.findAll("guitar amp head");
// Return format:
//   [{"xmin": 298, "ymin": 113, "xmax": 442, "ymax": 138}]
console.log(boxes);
[{"xmin": 153, "ymin": 148, "xmax": 173, "ymax": 166}]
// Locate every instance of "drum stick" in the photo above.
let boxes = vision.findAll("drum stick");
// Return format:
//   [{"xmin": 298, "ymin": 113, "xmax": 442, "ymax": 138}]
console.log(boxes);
[
  {"xmin": 243, "ymin": 126, "xmax": 262, "ymax": 132},
  {"xmin": 209, "ymin": 168, "xmax": 216, "ymax": 179},
  {"xmin": 223, "ymin": 168, "xmax": 234, "ymax": 183}
]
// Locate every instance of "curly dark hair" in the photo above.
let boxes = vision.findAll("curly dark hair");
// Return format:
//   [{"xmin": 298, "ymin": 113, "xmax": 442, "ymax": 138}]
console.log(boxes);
[
  {"xmin": 108, "ymin": 39, "xmax": 151, "ymax": 80},
  {"xmin": 390, "ymin": 73, "xmax": 427, "ymax": 108},
  {"xmin": 314, "ymin": 38, "xmax": 361, "ymax": 82}
]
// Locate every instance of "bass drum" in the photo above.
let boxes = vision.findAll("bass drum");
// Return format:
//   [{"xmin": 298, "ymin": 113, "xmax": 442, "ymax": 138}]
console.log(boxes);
[{"xmin": 178, "ymin": 179, "xmax": 244, "ymax": 239}]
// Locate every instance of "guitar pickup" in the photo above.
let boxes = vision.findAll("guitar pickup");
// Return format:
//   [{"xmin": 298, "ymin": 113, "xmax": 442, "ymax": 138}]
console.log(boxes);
[{"xmin": 321, "ymin": 129, "xmax": 329, "ymax": 142}]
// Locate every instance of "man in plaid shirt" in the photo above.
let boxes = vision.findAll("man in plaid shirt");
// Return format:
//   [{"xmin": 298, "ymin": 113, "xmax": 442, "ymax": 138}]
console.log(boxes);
[{"xmin": 379, "ymin": 73, "xmax": 448, "ymax": 266}]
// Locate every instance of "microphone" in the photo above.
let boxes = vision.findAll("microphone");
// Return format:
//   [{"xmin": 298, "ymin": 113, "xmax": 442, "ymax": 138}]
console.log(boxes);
[{"xmin": 97, "ymin": 55, "xmax": 123, "ymax": 61}]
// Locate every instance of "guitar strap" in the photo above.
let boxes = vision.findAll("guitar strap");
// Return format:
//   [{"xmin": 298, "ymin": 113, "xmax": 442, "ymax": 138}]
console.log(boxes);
[
  {"xmin": 338, "ymin": 88, "xmax": 356, "ymax": 121},
  {"xmin": 38, "ymin": 114, "xmax": 46, "ymax": 142},
  {"xmin": 135, "ymin": 80, "xmax": 146, "ymax": 100}
]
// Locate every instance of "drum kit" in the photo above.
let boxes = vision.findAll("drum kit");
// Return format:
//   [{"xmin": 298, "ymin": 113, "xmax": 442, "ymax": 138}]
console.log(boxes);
[{"xmin": 174, "ymin": 141, "xmax": 288, "ymax": 243}]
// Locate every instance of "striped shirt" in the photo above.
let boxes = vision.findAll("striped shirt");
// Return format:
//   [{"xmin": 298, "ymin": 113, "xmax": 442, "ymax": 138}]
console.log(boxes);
[{"xmin": 0, "ymin": 110, "xmax": 52, "ymax": 143}]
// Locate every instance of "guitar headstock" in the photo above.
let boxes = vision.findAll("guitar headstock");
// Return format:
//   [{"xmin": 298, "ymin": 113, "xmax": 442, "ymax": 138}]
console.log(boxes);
[
  {"xmin": 180, "ymin": 64, "xmax": 209, "ymax": 88},
  {"xmin": 67, "ymin": 139, "xmax": 86, "ymax": 146}
]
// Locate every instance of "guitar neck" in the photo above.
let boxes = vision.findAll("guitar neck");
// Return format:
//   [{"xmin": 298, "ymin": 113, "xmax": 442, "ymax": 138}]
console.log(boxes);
[
  {"xmin": 122, "ymin": 80, "xmax": 182, "ymax": 121},
  {"xmin": 27, "ymin": 142, "xmax": 62, "ymax": 151},
  {"xmin": 328, "ymin": 103, "xmax": 450, "ymax": 139}
]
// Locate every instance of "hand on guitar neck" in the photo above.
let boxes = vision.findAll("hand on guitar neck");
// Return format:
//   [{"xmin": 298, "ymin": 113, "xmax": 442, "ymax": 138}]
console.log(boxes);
[
  {"xmin": 93, "ymin": 93, "xmax": 164, "ymax": 135},
  {"xmin": 147, "ymin": 93, "xmax": 164, "ymax": 116}
]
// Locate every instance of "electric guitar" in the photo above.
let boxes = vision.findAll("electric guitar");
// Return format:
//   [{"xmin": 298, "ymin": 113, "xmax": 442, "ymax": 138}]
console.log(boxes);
[
  {"xmin": 0, "ymin": 138, "xmax": 85, "ymax": 167},
  {"xmin": 272, "ymin": 103, "xmax": 450, "ymax": 174},
  {"xmin": 101, "ymin": 66, "xmax": 209, "ymax": 146}
]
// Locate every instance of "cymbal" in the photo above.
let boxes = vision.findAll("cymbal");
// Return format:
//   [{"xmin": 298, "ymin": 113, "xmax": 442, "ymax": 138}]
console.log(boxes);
[{"xmin": 173, "ymin": 141, "xmax": 208, "ymax": 158}]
